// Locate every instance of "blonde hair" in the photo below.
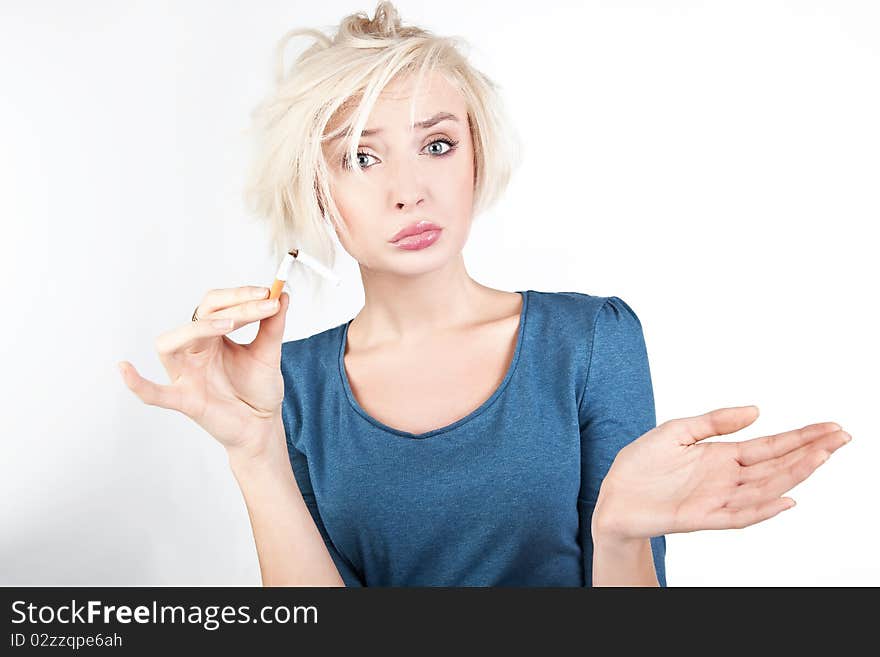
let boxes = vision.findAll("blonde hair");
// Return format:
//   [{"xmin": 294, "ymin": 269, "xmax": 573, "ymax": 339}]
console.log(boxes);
[{"xmin": 242, "ymin": 1, "xmax": 522, "ymax": 293}]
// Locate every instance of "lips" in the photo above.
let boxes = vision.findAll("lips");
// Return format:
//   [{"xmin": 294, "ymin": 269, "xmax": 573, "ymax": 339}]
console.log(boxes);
[{"xmin": 389, "ymin": 220, "xmax": 442, "ymax": 243}]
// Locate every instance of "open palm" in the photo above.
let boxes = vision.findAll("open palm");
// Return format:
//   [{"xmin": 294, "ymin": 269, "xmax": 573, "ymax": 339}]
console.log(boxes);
[{"xmin": 592, "ymin": 406, "xmax": 851, "ymax": 541}]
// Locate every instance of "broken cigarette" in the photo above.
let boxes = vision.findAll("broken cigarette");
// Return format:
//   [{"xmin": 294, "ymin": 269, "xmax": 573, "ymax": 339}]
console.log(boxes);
[{"xmin": 268, "ymin": 248, "xmax": 342, "ymax": 299}]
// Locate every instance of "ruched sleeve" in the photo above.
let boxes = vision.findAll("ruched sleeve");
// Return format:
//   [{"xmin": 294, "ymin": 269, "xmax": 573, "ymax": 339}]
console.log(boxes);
[{"xmin": 577, "ymin": 296, "xmax": 667, "ymax": 586}]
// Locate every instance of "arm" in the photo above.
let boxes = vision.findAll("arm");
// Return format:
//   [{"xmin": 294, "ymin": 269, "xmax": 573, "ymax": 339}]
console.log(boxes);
[
  {"xmin": 591, "ymin": 515, "xmax": 659, "ymax": 587},
  {"xmin": 578, "ymin": 296, "xmax": 667, "ymax": 587},
  {"xmin": 228, "ymin": 415, "xmax": 346, "ymax": 587}
]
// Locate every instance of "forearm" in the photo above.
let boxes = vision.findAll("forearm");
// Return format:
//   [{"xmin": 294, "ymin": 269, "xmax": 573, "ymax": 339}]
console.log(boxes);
[
  {"xmin": 228, "ymin": 418, "xmax": 345, "ymax": 587},
  {"xmin": 591, "ymin": 491, "xmax": 660, "ymax": 587}
]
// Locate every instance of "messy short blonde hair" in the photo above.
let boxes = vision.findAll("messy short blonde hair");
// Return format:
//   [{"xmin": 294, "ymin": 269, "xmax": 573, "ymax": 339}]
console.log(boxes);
[{"xmin": 242, "ymin": 1, "xmax": 522, "ymax": 290}]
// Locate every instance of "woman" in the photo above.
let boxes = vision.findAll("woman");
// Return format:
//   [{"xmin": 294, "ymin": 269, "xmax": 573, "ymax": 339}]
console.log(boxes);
[{"xmin": 117, "ymin": 1, "xmax": 850, "ymax": 586}]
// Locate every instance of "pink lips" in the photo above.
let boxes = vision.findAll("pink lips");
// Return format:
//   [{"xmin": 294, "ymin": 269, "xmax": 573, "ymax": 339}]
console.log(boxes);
[
  {"xmin": 388, "ymin": 220, "xmax": 443, "ymax": 251},
  {"xmin": 389, "ymin": 220, "xmax": 442, "ymax": 244}
]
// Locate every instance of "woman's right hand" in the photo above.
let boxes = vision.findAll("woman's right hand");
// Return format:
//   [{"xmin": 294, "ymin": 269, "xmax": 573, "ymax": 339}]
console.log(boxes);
[{"xmin": 117, "ymin": 286, "xmax": 291, "ymax": 460}]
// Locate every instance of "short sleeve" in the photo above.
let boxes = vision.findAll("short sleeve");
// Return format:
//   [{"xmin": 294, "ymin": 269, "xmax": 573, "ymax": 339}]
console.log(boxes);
[
  {"xmin": 577, "ymin": 296, "xmax": 667, "ymax": 587},
  {"xmin": 283, "ymin": 427, "xmax": 366, "ymax": 587}
]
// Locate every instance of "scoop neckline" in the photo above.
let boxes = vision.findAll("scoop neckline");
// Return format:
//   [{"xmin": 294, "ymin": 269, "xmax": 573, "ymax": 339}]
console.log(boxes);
[{"xmin": 336, "ymin": 290, "xmax": 530, "ymax": 440}]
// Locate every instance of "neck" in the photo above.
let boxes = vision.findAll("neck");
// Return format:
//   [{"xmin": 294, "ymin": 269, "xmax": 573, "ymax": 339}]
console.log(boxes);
[{"xmin": 352, "ymin": 253, "xmax": 492, "ymax": 349}]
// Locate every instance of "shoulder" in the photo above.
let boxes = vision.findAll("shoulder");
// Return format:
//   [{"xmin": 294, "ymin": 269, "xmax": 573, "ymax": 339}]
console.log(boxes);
[
  {"xmin": 279, "ymin": 321, "xmax": 348, "ymax": 447},
  {"xmin": 582, "ymin": 294, "xmax": 653, "ymax": 396},
  {"xmin": 589, "ymin": 296, "xmax": 648, "ymax": 353},
  {"xmin": 281, "ymin": 321, "xmax": 347, "ymax": 375},
  {"xmin": 525, "ymin": 289, "xmax": 649, "ymax": 397},
  {"xmin": 577, "ymin": 293, "xmax": 656, "ymax": 432},
  {"xmin": 526, "ymin": 289, "xmax": 644, "ymax": 340},
  {"xmin": 280, "ymin": 321, "xmax": 347, "ymax": 408}
]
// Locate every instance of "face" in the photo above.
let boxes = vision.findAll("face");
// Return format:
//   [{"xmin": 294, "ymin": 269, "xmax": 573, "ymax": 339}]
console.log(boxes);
[{"xmin": 321, "ymin": 71, "xmax": 475, "ymax": 276}]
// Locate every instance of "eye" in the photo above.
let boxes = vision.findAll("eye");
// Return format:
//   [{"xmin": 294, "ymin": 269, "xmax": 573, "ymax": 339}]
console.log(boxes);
[
  {"xmin": 341, "ymin": 151, "xmax": 378, "ymax": 170},
  {"xmin": 341, "ymin": 137, "xmax": 460, "ymax": 171},
  {"xmin": 423, "ymin": 137, "xmax": 459, "ymax": 156},
  {"xmin": 354, "ymin": 152, "xmax": 377, "ymax": 168}
]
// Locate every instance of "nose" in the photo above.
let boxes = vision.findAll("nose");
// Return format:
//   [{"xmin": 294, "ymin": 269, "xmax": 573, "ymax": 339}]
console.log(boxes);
[
  {"xmin": 395, "ymin": 197, "xmax": 423, "ymax": 210},
  {"xmin": 389, "ymin": 156, "xmax": 425, "ymax": 210}
]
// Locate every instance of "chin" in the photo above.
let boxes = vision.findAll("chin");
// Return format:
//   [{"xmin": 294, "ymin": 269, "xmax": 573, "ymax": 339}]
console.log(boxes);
[{"xmin": 381, "ymin": 236, "xmax": 463, "ymax": 276}]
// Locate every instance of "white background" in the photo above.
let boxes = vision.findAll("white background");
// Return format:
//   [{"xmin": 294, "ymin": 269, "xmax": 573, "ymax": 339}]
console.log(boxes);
[{"xmin": 2, "ymin": 0, "xmax": 877, "ymax": 585}]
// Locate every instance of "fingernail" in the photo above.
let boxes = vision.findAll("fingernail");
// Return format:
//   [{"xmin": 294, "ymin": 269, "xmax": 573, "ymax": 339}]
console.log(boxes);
[
  {"xmin": 260, "ymin": 299, "xmax": 278, "ymax": 310},
  {"xmin": 253, "ymin": 287, "xmax": 268, "ymax": 298}
]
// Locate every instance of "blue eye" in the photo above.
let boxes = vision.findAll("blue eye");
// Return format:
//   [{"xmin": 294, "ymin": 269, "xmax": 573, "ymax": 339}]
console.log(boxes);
[
  {"xmin": 341, "ymin": 137, "xmax": 460, "ymax": 170},
  {"xmin": 425, "ymin": 139, "xmax": 457, "ymax": 156},
  {"xmin": 355, "ymin": 152, "xmax": 377, "ymax": 168}
]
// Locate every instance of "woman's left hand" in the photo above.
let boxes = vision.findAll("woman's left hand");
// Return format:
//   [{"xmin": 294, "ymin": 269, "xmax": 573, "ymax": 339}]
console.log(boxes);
[{"xmin": 591, "ymin": 405, "xmax": 851, "ymax": 542}]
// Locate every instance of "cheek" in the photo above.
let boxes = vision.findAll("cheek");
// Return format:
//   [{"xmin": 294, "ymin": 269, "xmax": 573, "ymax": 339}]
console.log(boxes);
[
  {"xmin": 327, "ymin": 184, "xmax": 377, "ymax": 256},
  {"xmin": 327, "ymin": 176, "xmax": 357, "ymax": 223},
  {"xmin": 451, "ymin": 151, "xmax": 475, "ymax": 208},
  {"xmin": 458, "ymin": 140, "xmax": 476, "ymax": 183}
]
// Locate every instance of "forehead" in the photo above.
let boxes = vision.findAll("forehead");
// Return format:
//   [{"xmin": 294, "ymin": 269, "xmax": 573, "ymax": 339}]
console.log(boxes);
[
  {"xmin": 325, "ymin": 70, "xmax": 466, "ymax": 137},
  {"xmin": 374, "ymin": 70, "xmax": 463, "ymax": 110}
]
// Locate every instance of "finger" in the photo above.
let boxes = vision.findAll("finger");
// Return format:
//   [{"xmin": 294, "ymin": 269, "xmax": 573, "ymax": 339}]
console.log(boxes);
[
  {"xmin": 704, "ymin": 496, "xmax": 796, "ymax": 530},
  {"xmin": 155, "ymin": 314, "xmax": 240, "ymax": 361},
  {"xmin": 118, "ymin": 361, "xmax": 185, "ymax": 412},
  {"xmin": 196, "ymin": 286, "xmax": 270, "ymax": 318},
  {"xmin": 736, "ymin": 422, "xmax": 843, "ymax": 467},
  {"xmin": 250, "ymin": 290, "xmax": 289, "ymax": 363},
  {"xmin": 728, "ymin": 448, "xmax": 832, "ymax": 509},
  {"xmin": 157, "ymin": 297, "xmax": 281, "ymax": 360},
  {"xmin": 739, "ymin": 429, "xmax": 851, "ymax": 481},
  {"xmin": 669, "ymin": 405, "xmax": 761, "ymax": 446}
]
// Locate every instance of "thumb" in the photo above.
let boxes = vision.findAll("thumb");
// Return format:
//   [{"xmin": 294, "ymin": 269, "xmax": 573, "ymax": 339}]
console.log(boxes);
[
  {"xmin": 674, "ymin": 405, "xmax": 760, "ymax": 446},
  {"xmin": 250, "ymin": 291, "xmax": 289, "ymax": 361}
]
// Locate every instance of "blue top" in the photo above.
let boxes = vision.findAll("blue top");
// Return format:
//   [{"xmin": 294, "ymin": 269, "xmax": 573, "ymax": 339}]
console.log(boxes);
[{"xmin": 280, "ymin": 290, "xmax": 667, "ymax": 586}]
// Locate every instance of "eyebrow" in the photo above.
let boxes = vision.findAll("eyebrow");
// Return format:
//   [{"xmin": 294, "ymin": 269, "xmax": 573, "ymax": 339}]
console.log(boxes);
[{"xmin": 324, "ymin": 111, "xmax": 459, "ymax": 143}]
